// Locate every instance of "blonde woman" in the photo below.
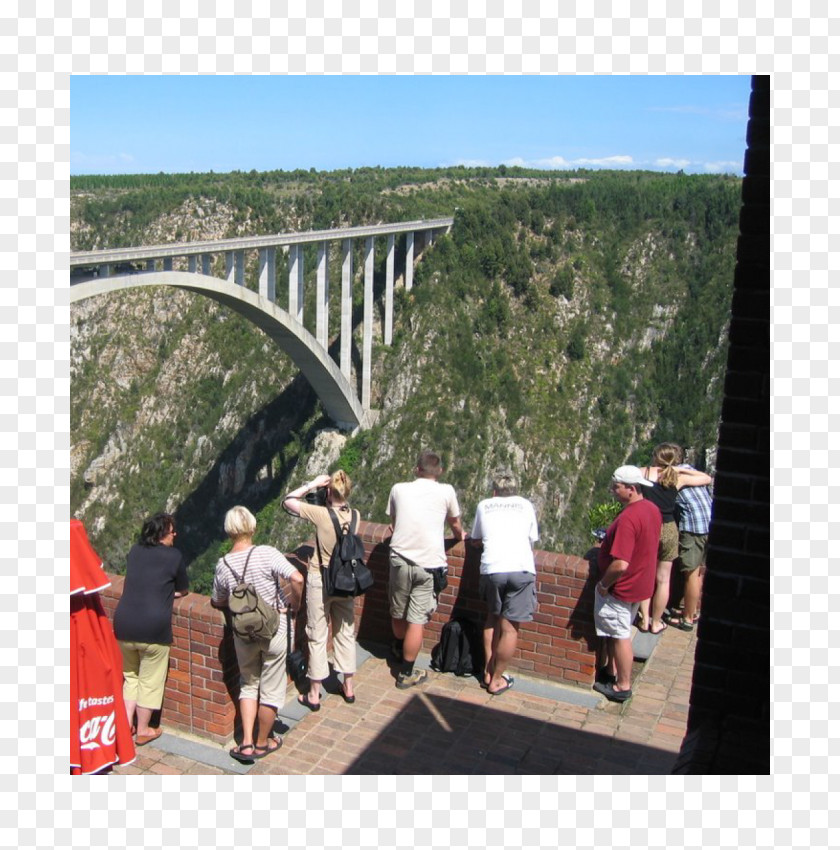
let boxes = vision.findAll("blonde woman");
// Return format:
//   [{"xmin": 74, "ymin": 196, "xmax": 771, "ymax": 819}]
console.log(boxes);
[
  {"xmin": 636, "ymin": 444, "xmax": 712, "ymax": 635},
  {"xmin": 211, "ymin": 506, "xmax": 304, "ymax": 762},
  {"xmin": 283, "ymin": 470, "xmax": 360, "ymax": 709}
]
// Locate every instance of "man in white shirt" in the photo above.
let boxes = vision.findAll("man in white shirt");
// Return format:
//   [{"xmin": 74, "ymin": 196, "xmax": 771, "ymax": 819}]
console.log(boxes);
[
  {"xmin": 469, "ymin": 470, "xmax": 539, "ymax": 696},
  {"xmin": 387, "ymin": 450, "xmax": 464, "ymax": 689}
]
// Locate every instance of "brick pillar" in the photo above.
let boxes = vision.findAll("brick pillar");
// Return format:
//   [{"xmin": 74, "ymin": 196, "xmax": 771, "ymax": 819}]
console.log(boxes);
[{"xmin": 673, "ymin": 74, "xmax": 770, "ymax": 773}]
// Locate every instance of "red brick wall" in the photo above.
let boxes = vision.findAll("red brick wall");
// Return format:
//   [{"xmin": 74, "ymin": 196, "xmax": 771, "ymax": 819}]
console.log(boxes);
[{"xmin": 101, "ymin": 522, "xmax": 600, "ymax": 743}]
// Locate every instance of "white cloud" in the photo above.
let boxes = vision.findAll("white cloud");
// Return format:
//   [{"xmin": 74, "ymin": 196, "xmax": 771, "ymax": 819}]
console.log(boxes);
[
  {"xmin": 703, "ymin": 160, "xmax": 743, "ymax": 174},
  {"xmin": 70, "ymin": 151, "xmax": 136, "ymax": 172},
  {"xmin": 572, "ymin": 155, "xmax": 634, "ymax": 167},
  {"xmin": 446, "ymin": 153, "xmax": 743, "ymax": 174},
  {"xmin": 655, "ymin": 158, "xmax": 692, "ymax": 169}
]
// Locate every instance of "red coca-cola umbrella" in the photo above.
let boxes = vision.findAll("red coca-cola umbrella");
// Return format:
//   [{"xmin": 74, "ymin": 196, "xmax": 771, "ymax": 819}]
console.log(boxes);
[{"xmin": 70, "ymin": 519, "xmax": 136, "ymax": 774}]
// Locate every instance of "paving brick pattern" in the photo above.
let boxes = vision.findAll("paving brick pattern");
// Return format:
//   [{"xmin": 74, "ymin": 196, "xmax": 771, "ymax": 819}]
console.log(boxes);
[{"xmin": 111, "ymin": 624, "xmax": 696, "ymax": 776}]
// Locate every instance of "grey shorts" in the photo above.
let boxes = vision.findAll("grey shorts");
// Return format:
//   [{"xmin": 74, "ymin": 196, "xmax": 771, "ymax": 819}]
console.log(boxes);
[
  {"xmin": 388, "ymin": 551, "xmax": 438, "ymax": 625},
  {"xmin": 479, "ymin": 572, "xmax": 537, "ymax": 623}
]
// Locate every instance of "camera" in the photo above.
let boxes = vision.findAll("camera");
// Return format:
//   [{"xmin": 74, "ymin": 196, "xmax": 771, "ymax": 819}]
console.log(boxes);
[{"xmin": 304, "ymin": 486, "xmax": 328, "ymax": 507}]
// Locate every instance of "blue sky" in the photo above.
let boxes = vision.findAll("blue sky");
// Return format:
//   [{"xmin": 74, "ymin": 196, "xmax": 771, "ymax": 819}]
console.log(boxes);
[{"xmin": 71, "ymin": 76, "xmax": 750, "ymax": 176}]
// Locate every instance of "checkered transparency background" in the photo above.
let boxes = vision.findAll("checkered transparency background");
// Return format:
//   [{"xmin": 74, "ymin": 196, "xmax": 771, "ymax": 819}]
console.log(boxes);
[{"xmin": 1, "ymin": 0, "xmax": 828, "ymax": 840}]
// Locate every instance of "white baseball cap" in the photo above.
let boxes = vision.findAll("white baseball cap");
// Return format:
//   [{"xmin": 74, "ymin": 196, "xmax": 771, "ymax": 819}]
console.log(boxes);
[{"xmin": 612, "ymin": 465, "xmax": 654, "ymax": 487}]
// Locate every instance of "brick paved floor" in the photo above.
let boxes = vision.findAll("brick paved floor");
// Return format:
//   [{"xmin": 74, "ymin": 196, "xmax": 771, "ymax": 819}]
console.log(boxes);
[{"xmin": 111, "ymin": 623, "xmax": 697, "ymax": 776}]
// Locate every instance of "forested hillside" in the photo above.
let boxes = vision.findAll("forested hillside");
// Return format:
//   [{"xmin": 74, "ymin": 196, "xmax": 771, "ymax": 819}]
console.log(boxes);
[{"xmin": 71, "ymin": 167, "xmax": 739, "ymax": 593}]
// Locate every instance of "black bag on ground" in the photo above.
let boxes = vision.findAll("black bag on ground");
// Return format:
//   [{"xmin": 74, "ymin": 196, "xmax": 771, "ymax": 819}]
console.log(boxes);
[
  {"xmin": 430, "ymin": 617, "xmax": 482, "ymax": 677},
  {"xmin": 223, "ymin": 549, "xmax": 279, "ymax": 642},
  {"xmin": 321, "ymin": 508, "xmax": 374, "ymax": 598}
]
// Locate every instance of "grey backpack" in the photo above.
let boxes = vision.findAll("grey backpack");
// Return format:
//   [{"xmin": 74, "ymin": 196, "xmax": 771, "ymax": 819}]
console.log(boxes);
[{"xmin": 223, "ymin": 549, "xmax": 279, "ymax": 642}]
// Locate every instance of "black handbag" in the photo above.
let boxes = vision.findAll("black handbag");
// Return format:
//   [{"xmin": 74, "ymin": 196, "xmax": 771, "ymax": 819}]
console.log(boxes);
[
  {"xmin": 426, "ymin": 566, "xmax": 448, "ymax": 596},
  {"xmin": 286, "ymin": 608, "xmax": 307, "ymax": 681}
]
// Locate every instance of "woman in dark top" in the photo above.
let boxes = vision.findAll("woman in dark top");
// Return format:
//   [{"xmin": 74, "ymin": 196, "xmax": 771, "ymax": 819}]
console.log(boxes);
[
  {"xmin": 636, "ymin": 444, "xmax": 711, "ymax": 635},
  {"xmin": 113, "ymin": 512, "xmax": 188, "ymax": 745}
]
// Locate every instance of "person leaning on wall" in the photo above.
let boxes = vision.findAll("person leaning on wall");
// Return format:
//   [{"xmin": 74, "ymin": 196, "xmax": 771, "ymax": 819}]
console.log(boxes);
[
  {"xmin": 468, "ymin": 469, "xmax": 539, "ymax": 696},
  {"xmin": 211, "ymin": 505, "xmax": 304, "ymax": 763},
  {"xmin": 113, "ymin": 512, "xmax": 188, "ymax": 746}
]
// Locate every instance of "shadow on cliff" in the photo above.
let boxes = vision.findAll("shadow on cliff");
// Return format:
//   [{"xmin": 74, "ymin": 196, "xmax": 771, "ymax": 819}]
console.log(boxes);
[{"xmin": 171, "ymin": 371, "xmax": 330, "ymax": 579}]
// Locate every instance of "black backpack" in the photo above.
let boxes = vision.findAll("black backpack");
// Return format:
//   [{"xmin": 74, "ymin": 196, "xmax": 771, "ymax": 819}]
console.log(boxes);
[
  {"xmin": 430, "ymin": 618, "xmax": 482, "ymax": 677},
  {"xmin": 320, "ymin": 508, "xmax": 374, "ymax": 598}
]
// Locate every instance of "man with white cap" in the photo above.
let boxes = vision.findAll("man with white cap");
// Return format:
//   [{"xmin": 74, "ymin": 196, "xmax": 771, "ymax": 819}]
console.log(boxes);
[{"xmin": 593, "ymin": 465, "xmax": 662, "ymax": 702}]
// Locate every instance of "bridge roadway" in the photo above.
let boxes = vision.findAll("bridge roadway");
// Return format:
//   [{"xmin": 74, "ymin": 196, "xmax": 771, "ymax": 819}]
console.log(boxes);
[{"xmin": 70, "ymin": 218, "xmax": 454, "ymax": 431}]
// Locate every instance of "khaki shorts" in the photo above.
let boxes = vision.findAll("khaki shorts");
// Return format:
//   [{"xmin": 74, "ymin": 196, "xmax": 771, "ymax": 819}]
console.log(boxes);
[
  {"xmin": 388, "ymin": 551, "xmax": 438, "ymax": 625},
  {"xmin": 658, "ymin": 520, "xmax": 679, "ymax": 562},
  {"xmin": 594, "ymin": 593, "xmax": 639, "ymax": 640},
  {"xmin": 233, "ymin": 628, "xmax": 287, "ymax": 709},
  {"xmin": 678, "ymin": 531, "xmax": 708, "ymax": 572},
  {"xmin": 120, "ymin": 641, "xmax": 171, "ymax": 710}
]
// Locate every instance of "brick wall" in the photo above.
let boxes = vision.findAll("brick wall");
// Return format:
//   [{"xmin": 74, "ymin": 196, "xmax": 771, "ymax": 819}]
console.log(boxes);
[
  {"xmin": 673, "ymin": 74, "xmax": 770, "ymax": 773},
  {"xmin": 101, "ymin": 522, "xmax": 600, "ymax": 743}
]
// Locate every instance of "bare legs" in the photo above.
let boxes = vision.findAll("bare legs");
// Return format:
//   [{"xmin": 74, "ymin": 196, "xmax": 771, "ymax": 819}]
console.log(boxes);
[
  {"xmin": 239, "ymin": 698, "xmax": 277, "ymax": 749},
  {"xmin": 391, "ymin": 618, "xmax": 423, "ymax": 666},
  {"xmin": 605, "ymin": 636, "xmax": 634, "ymax": 692},
  {"xmin": 123, "ymin": 700, "xmax": 155, "ymax": 736},
  {"xmin": 483, "ymin": 614, "xmax": 520, "ymax": 693},
  {"xmin": 645, "ymin": 559, "xmax": 674, "ymax": 635},
  {"xmin": 682, "ymin": 566, "xmax": 704, "ymax": 623}
]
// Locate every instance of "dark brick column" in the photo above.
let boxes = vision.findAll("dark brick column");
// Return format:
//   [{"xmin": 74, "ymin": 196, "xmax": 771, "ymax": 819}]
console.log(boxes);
[{"xmin": 673, "ymin": 75, "xmax": 770, "ymax": 773}]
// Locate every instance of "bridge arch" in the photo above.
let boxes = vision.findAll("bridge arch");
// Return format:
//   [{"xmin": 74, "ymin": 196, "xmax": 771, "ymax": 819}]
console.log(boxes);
[{"xmin": 70, "ymin": 271, "xmax": 369, "ymax": 431}]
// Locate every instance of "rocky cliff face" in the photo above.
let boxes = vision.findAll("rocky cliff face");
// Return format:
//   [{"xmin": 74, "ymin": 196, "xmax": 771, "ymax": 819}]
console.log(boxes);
[{"xmin": 71, "ymin": 171, "xmax": 737, "ymax": 592}]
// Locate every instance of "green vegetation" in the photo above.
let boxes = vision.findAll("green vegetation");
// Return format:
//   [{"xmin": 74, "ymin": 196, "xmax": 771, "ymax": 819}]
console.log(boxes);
[{"xmin": 71, "ymin": 166, "xmax": 738, "ymax": 589}]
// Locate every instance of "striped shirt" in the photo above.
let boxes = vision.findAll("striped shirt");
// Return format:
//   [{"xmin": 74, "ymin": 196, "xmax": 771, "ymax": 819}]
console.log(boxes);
[
  {"xmin": 675, "ymin": 466, "xmax": 713, "ymax": 534},
  {"xmin": 212, "ymin": 545, "xmax": 299, "ymax": 635}
]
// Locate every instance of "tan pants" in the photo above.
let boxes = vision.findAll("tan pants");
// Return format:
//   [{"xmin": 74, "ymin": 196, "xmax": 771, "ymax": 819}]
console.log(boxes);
[
  {"xmin": 305, "ymin": 567, "xmax": 357, "ymax": 681},
  {"xmin": 120, "ymin": 641, "xmax": 170, "ymax": 710}
]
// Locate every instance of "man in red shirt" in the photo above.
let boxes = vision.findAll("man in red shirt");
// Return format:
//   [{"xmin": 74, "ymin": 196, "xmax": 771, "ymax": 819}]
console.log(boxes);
[{"xmin": 594, "ymin": 466, "xmax": 662, "ymax": 702}]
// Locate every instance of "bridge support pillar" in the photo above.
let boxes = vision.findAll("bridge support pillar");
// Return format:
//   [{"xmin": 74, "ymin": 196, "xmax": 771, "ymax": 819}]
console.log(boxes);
[
  {"xmin": 340, "ymin": 238, "xmax": 353, "ymax": 379},
  {"xmin": 202, "ymin": 254, "xmax": 212, "ymax": 276},
  {"xmin": 316, "ymin": 241, "xmax": 329, "ymax": 349},
  {"xmin": 405, "ymin": 231, "xmax": 414, "ymax": 291},
  {"xmin": 289, "ymin": 244, "xmax": 304, "ymax": 322},
  {"xmin": 163, "ymin": 257, "xmax": 173, "ymax": 271},
  {"xmin": 225, "ymin": 250, "xmax": 245, "ymax": 286},
  {"xmin": 362, "ymin": 236, "xmax": 374, "ymax": 410},
  {"xmin": 188, "ymin": 256, "xmax": 197, "ymax": 273},
  {"xmin": 259, "ymin": 247, "xmax": 276, "ymax": 302},
  {"xmin": 98, "ymin": 264, "xmax": 110, "ymax": 278},
  {"xmin": 385, "ymin": 234, "xmax": 395, "ymax": 345},
  {"xmin": 146, "ymin": 259, "xmax": 156, "ymax": 271}
]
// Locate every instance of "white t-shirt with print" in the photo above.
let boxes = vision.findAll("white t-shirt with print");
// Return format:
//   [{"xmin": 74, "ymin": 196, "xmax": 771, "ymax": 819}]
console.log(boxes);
[{"xmin": 471, "ymin": 496, "xmax": 539, "ymax": 575}]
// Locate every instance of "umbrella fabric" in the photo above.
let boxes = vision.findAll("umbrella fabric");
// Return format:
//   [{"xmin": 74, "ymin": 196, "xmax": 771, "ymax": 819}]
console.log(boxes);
[
  {"xmin": 70, "ymin": 521, "xmax": 136, "ymax": 774},
  {"xmin": 71, "ymin": 518, "xmax": 111, "ymax": 596}
]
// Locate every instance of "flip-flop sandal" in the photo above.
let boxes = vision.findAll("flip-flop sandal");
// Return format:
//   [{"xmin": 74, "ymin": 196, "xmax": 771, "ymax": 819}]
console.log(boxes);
[
  {"xmin": 229, "ymin": 743, "xmax": 257, "ymax": 762},
  {"xmin": 252, "ymin": 738, "xmax": 282, "ymax": 759},
  {"xmin": 488, "ymin": 674, "xmax": 514, "ymax": 696},
  {"xmin": 298, "ymin": 694, "xmax": 321, "ymax": 712},
  {"xmin": 135, "ymin": 728, "xmax": 162, "ymax": 746},
  {"xmin": 666, "ymin": 615, "xmax": 695, "ymax": 631},
  {"xmin": 650, "ymin": 621, "xmax": 669, "ymax": 636}
]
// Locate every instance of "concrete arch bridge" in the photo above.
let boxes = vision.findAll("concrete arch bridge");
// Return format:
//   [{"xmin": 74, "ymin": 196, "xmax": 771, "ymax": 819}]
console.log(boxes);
[{"xmin": 70, "ymin": 218, "xmax": 453, "ymax": 431}]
